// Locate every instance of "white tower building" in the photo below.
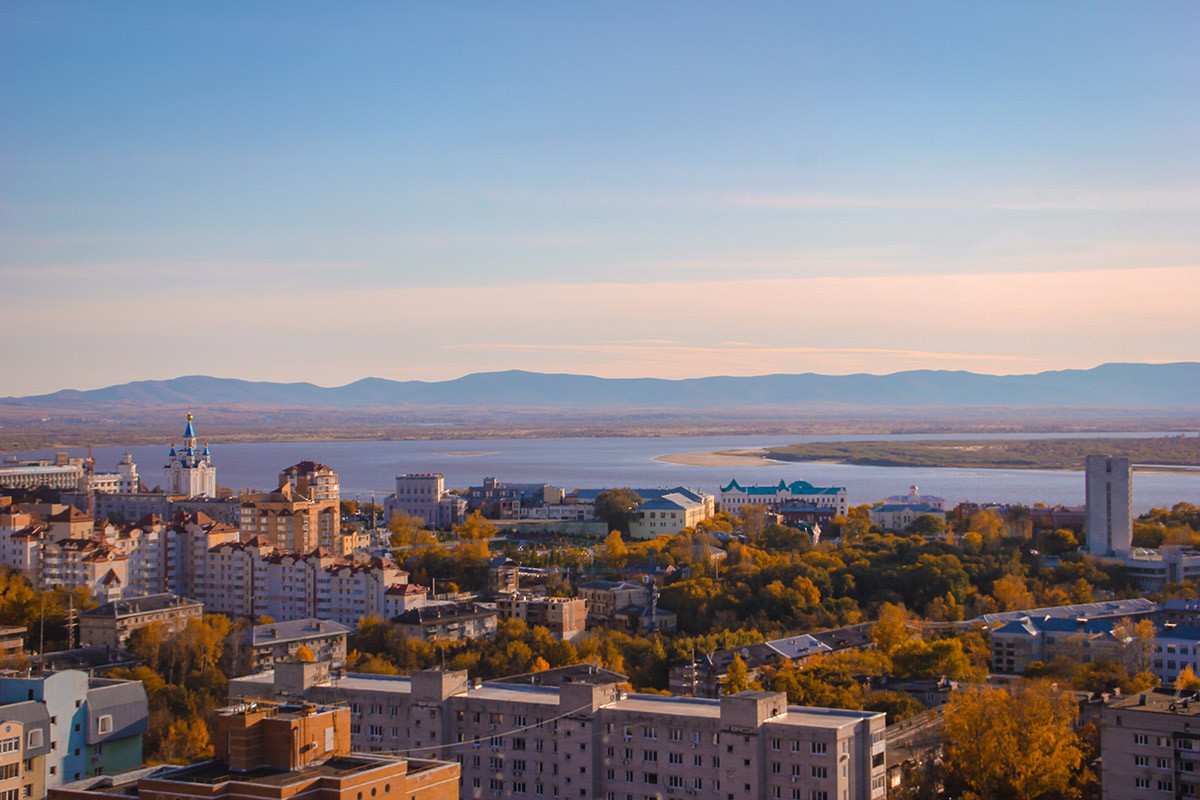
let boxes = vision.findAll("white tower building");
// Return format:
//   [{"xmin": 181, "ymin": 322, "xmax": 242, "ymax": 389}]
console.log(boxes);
[
  {"xmin": 1085, "ymin": 454, "xmax": 1132, "ymax": 555},
  {"xmin": 116, "ymin": 452, "xmax": 140, "ymax": 493},
  {"xmin": 163, "ymin": 413, "xmax": 217, "ymax": 498}
]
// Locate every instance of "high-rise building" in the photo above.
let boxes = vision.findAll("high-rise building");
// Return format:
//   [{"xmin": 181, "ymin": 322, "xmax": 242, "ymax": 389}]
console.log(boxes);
[
  {"xmin": 240, "ymin": 468, "xmax": 343, "ymax": 554},
  {"xmin": 162, "ymin": 414, "xmax": 216, "ymax": 498},
  {"xmin": 1101, "ymin": 687, "xmax": 1200, "ymax": 799},
  {"xmin": 1086, "ymin": 455, "xmax": 1132, "ymax": 555}
]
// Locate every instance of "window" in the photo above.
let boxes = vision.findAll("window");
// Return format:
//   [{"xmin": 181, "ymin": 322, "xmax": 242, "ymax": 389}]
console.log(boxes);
[
  {"xmin": 1136, "ymin": 734, "xmax": 1149, "ymax": 745},
  {"xmin": 1135, "ymin": 779, "xmax": 1149, "ymax": 789},
  {"xmin": 642, "ymin": 774, "xmax": 657, "ymax": 785},
  {"xmin": 770, "ymin": 738, "xmax": 780, "ymax": 751},
  {"xmin": 811, "ymin": 766, "xmax": 827, "ymax": 779},
  {"xmin": 811, "ymin": 742, "xmax": 827, "ymax": 755},
  {"xmin": 668, "ymin": 776, "xmax": 683, "ymax": 789},
  {"xmin": 0, "ymin": 738, "xmax": 19, "ymax": 754},
  {"xmin": 669, "ymin": 729, "xmax": 681, "ymax": 742}
]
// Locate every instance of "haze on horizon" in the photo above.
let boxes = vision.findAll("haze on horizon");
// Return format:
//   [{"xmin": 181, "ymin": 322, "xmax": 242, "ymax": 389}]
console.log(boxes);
[{"xmin": 3, "ymin": 2, "xmax": 1198, "ymax": 396}]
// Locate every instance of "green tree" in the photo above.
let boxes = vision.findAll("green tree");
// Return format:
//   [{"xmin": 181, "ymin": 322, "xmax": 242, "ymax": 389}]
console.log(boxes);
[{"xmin": 594, "ymin": 489, "xmax": 644, "ymax": 535}]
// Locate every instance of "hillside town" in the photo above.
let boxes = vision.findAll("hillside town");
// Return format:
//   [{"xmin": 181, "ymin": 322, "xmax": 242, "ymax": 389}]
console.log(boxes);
[{"xmin": 0, "ymin": 415, "xmax": 1198, "ymax": 800}]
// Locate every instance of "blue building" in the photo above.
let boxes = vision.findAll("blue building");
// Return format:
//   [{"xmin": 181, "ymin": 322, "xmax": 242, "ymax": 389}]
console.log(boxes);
[{"xmin": 0, "ymin": 670, "xmax": 147, "ymax": 796}]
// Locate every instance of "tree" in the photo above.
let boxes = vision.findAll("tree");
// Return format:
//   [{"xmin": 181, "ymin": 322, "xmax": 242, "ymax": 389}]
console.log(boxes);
[
  {"xmin": 294, "ymin": 645, "xmax": 315, "ymax": 662},
  {"xmin": 871, "ymin": 603, "xmax": 915, "ymax": 656},
  {"xmin": 943, "ymin": 682, "xmax": 1082, "ymax": 800},
  {"xmin": 864, "ymin": 689, "xmax": 925, "ymax": 724},
  {"xmin": 1177, "ymin": 666, "xmax": 1200, "ymax": 691},
  {"xmin": 1116, "ymin": 618, "xmax": 1157, "ymax": 675},
  {"xmin": 389, "ymin": 510, "xmax": 436, "ymax": 548},
  {"xmin": 593, "ymin": 489, "xmax": 643, "ymax": 535},
  {"xmin": 738, "ymin": 504, "xmax": 769, "ymax": 545},
  {"xmin": 991, "ymin": 573, "xmax": 1034, "ymax": 611},
  {"xmin": 600, "ymin": 531, "xmax": 628, "ymax": 568},
  {"xmin": 904, "ymin": 514, "xmax": 945, "ymax": 538},
  {"xmin": 723, "ymin": 654, "xmax": 750, "ymax": 694},
  {"xmin": 454, "ymin": 511, "xmax": 498, "ymax": 541}
]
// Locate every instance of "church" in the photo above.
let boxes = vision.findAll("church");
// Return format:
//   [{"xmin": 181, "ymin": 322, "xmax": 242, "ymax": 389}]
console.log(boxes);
[{"xmin": 163, "ymin": 413, "xmax": 217, "ymax": 498}]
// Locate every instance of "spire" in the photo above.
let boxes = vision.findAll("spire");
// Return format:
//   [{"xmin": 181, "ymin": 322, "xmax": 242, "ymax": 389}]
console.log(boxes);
[
  {"xmin": 202, "ymin": 442, "xmax": 210, "ymax": 456},
  {"xmin": 168, "ymin": 443, "xmax": 176, "ymax": 457},
  {"xmin": 184, "ymin": 412, "xmax": 196, "ymax": 439}
]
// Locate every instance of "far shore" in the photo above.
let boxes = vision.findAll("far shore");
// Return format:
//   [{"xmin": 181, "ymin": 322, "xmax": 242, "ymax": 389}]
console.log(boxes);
[{"xmin": 654, "ymin": 448, "xmax": 1200, "ymax": 474}]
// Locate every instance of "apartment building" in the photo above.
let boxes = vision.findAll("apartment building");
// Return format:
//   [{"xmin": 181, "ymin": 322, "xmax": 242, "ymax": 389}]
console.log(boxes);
[
  {"xmin": 230, "ymin": 664, "xmax": 887, "ymax": 800},
  {"xmin": 48, "ymin": 699, "xmax": 458, "ymax": 800},
  {"xmin": 280, "ymin": 461, "xmax": 341, "ymax": 502},
  {"xmin": 1101, "ymin": 688, "xmax": 1200, "ymax": 799},
  {"xmin": 240, "ymin": 481, "xmax": 344, "ymax": 555},
  {"xmin": 231, "ymin": 618, "xmax": 350, "ymax": 675},
  {"xmin": 393, "ymin": 604, "xmax": 499, "ymax": 642},
  {"xmin": 78, "ymin": 594, "xmax": 203, "ymax": 648},
  {"xmin": 719, "ymin": 480, "xmax": 848, "ymax": 518},
  {"xmin": 0, "ymin": 670, "xmax": 147, "ymax": 795},
  {"xmin": 495, "ymin": 595, "xmax": 586, "ymax": 641},
  {"xmin": 197, "ymin": 540, "xmax": 412, "ymax": 626},
  {"xmin": 41, "ymin": 539, "xmax": 127, "ymax": 603}
]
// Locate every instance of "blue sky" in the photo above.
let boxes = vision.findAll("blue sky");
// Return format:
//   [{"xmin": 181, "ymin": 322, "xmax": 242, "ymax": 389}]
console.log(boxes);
[{"xmin": 3, "ymin": 2, "xmax": 1198, "ymax": 393}]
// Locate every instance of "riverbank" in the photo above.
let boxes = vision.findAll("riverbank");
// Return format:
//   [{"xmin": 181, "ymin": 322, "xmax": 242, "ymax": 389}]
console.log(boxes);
[{"xmin": 656, "ymin": 435, "xmax": 1200, "ymax": 473}]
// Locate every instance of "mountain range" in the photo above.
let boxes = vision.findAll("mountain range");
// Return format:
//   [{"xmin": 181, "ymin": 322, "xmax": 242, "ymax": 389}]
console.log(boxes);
[{"xmin": 4, "ymin": 363, "xmax": 1198, "ymax": 410}]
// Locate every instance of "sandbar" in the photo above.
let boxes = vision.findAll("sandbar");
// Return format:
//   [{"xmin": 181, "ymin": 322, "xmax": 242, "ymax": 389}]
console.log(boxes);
[{"xmin": 654, "ymin": 449, "xmax": 780, "ymax": 467}]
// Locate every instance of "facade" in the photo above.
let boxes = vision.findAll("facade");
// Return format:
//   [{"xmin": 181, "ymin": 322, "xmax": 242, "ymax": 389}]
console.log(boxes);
[
  {"xmin": 48, "ymin": 699, "xmax": 459, "ymax": 800},
  {"xmin": 881, "ymin": 487, "xmax": 944, "ymax": 510},
  {"xmin": 0, "ymin": 670, "xmax": 147, "ymax": 794},
  {"xmin": 487, "ymin": 557, "xmax": 520, "ymax": 595},
  {"xmin": 719, "ymin": 480, "xmax": 848, "ymax": 518},
  {"xmin": 78, "ymin": 594, "xmax": 203, "ymax": 648},
  {"xmin": 393, "ymin": 603, "xmax": 499, "ymax": 642},
  {"xmin": 233, "ymin": 618, "xmax": 350, "ymax": 675},
  {"xmin": 387, "ymin": 474, "xmax": 447, "ymax": 529},
  {"xmin": 577, "ymin": 581, "xmax": 650, "ymax": 621},
  {"xmin": 495, "ymin": 595, "xmax": 586, "ymax": 641},
  {"xmin": 1085, "ymin": 454, "xmax": 1132, "ymax": 555},
  {"xmin": 628, "ymin": 491, "xmax": 714, "ymax": 540},
  {"xmin": 230, "ymin": 665, "xmax": 887, "ymax": 800},
  {"xmin": 239, "ymin": 481, "xmax": 344, "ymax": 555},
  {"xmin": 1101, "ymin": 688, "xmax": 1200, "ymax": 799},
  {"xmin": 197, "ymin": 541, "xmax": 412, "ymax": 627},
  {"xmin": 280, "ymin": 461, "xmax": 341, "ymax": 502},
  {"xmin": 162, "ymin": 414, "xmax": 217, "ymax": 499},
  {"xmin": 866, "ymin": 504, "xmax": 946, "ymax": 533},
  {"xmin": 0, "ymin": 626, "xmax": 25, "ymax": 656},
  {"xmin": 384, "ymin": 584, "xmax": 430, "ymax": 618},
  {"xmin": 41, "ymin": 539, "xmax": 127, "ymax": 603},
  {"xmin": 0, "ymin": 456, "xmax": 85, "ymax": 492}
]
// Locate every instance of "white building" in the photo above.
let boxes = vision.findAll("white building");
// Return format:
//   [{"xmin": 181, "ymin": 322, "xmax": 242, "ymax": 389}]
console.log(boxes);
[
  {"xmin": 720, "ymin": 479, "xmax": 849, "ymax": 517},
  {"xmin": 1086, "ymin": 455, "xmax": 1132, "ymax": 555},
  {"xmin": 385, "ymin": 473, "xmax": 467, "ymax": 529},
  {"xmin": 162, "ymin": 413, "xmax": 217, "ymax": 498}
]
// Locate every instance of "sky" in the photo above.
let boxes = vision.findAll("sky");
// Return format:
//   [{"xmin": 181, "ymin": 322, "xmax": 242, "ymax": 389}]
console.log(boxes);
[{"xmin": 2, "ymin": 1, "xmax": 1198, "ymax": 395}]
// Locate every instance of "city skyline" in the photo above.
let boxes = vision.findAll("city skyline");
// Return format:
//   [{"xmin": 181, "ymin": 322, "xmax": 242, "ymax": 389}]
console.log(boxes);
[{"xmin": 3, "ymin": 2, "xmax": 1198, "ymax": 394}]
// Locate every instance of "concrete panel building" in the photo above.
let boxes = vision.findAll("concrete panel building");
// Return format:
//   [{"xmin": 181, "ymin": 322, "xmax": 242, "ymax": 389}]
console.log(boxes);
[
  {"xmin": 1101, "ymin": 688, "xmax": 1200, "ymax": 799},
  {"xmin": 230, "ymin": 665, "xmax": 887, "ymax": 800},
  {"xmin": 1086, "ymin": 455, "xmax": 1132, "ymax": 555},
  {"xmin": 78, "ymin": 593, "xmax": 203, "ymax": 648}
]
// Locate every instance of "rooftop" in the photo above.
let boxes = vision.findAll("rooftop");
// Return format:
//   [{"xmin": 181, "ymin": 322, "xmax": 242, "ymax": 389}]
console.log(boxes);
[
  {"xmin": 81, "ymin": 593, "xmax": 202, "ymax": 620},
  {"xmin": 1108, "ymin": 688, "xmax": 1200, "ymax": 716}
]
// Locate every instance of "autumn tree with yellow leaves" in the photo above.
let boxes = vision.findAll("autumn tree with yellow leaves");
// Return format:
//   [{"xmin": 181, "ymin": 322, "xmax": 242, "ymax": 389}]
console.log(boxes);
[{"xmin": 943, "ymin": 681, "xmax": 1082, "ymax": 800}]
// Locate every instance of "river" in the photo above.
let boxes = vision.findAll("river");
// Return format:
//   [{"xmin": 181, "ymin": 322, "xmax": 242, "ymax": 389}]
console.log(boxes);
[{"xmin": 6, "ymin": 431, "xmax": 1198, "ymax": 513}]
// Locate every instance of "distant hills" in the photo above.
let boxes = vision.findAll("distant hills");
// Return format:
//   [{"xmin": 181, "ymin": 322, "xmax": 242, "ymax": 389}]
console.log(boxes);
[{"xmin": 4, "ymin": 363, "xmax": 1198, "ymax": 410}]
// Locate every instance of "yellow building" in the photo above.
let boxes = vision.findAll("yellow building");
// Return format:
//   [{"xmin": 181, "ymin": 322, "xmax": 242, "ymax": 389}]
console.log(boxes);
[{"xmin": 239, "ymin": 480, "xmax": 343, "ymax": 555}]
